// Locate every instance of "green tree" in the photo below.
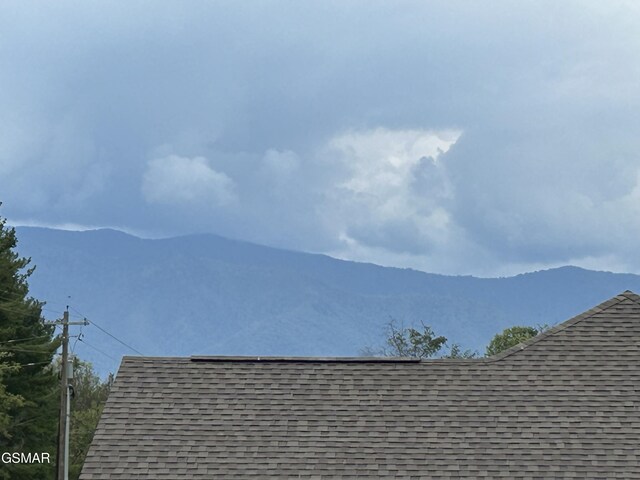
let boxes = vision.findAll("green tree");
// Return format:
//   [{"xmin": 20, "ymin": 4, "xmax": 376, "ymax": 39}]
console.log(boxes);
[
  {"xmin": 443, "ymin": 343, "xmax": 479, "ymax": 359},
  {"xmin": 68, "ymin": 358, "xmax": 113, "ymax": 480},
  {"xmin": 0, "ymin": 355, "xmax": 24, "ymax": 441},
  {"xmin": 0, "ymin": 209, "xmax": 59, "ymax": 479},
  {"xmin": 361, "ymin": 320, "xmax": 448, "ymax": 358},
  {"xmin": 485, "ymin": 325, "xmax": 540, "ymax": 356}
]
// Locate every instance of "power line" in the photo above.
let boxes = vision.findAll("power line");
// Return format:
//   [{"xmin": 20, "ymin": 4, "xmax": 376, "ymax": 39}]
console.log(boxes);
[
  {"xmin": 16, "ymin": 360, "xmax": 53, "ymax": 367},
  {"xmin": 0, "ymin": 301, "xmax": 47, "ymax": 315},
  {"xmin": 0, "ymin": 300, "xmax": 62, "ymax": 313},
  {"xmin": 10, "ymin": 389, "xmax": 62, "ymax": 428},
  {"xmin": 91, "ymin": 320, "xmax": 143, "ymax": 355},
  {"xmin": 68, "ymin": 308, "xmax": 85, "ymax": 355},
  {"xmin": 69, "ymin": 305, "xmax": 143, "ymax": 355},
  {"xmin": 64, "ymin": 306, "xmax": 85, "ymax": 321},
  {"xmin": 0, "ymin": 304, "xmax": 45, "ymax": 318},
  {"xmin": 0, "ymin": 291, "xmax": 41, "ymax": 302},
  {"xmin": 0, "ymin": 335, "xmax": 52, "ymax": 344},
  {"xmin": 68, "ymin": 306, "xmax": 86, "ymax": 319},
  {"xmin": 0, "ymin": 306, "xmax": 65, "ymax": 326},
  {"xmin": 78, "ymin": 338, "xmax": 117, "ymax": 361},
  {"xmin": 0, "ymin": 291, "xmax": 68, "ymax": 309},
  {"xmin": 12, "ymin": 413, "xmax": 53, "ymax": 428},
  {"xmin": 0, "ymin": 346, "xmax": 57, "ymax": 353},
  {"xmin": 0, "ymin": 293, "xmax": 74, "ymax": 319},
  {"xmin": 71, "ymin": 330, "xmax": 83, "ymax": 355},
  {"xmin": 83, "ymin": 319, "xmax": 144, "ymax": 356}
]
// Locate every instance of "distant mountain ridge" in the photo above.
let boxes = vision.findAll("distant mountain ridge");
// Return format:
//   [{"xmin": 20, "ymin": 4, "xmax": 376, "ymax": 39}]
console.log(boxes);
[{"xmin": 14, "ymin": 226, "xmax": 640, "ymax": 375}]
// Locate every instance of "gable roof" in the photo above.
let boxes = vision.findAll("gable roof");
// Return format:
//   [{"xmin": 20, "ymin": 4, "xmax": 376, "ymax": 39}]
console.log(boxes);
[{"xmin": 80, "ymin": 291, "xmax": 640, "ymax": 479}]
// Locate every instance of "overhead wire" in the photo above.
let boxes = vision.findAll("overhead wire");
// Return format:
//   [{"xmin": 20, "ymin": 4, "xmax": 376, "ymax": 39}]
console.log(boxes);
[
  {"xmin": 87, "ymin": 319, "xmax": 144, "ymax": 355},
  {"xmin": 3, "ymin": 303, "xmax": 139, "ymax": 369},
  {"xmin": 71, "ymin": 323, "xmax": 85, "ymax": 355},
  {"xmin": 0, "ymin": 307, "xmax": 66, "ymax": 329},
  {"xmin": 10, "ymin": 388, "xmax": 62, "ymax": 428},
  {"xmin": 0, "ymin": 303, "xmax": 45, "ymax": 318},
  {"xmin": 78, "ymin": 337, "xmax": 117, "ymax": 361},
  {"xmin": 0, "ymin": 332, "xmax": 59, "ymax": 353},
  {"xmin": 70, "ymin": 306, "xmax": 144, "ymax": 356},
  {"xmin": 0, "ymin": 301, "xmax": 48, "ymax": 316},
  {"xmin": 68, "ymin": 305, "xmax": 86, "ymax": 319},
  {"xmin": 0, "ymin": 291, "xmax": 70, "ymax": 309},
  {"xmin": 0, "ymin": 346, "xmax": 57, "ymax": 353},
  {"xmin": 14, "ymin": 360, "xmax": 53, "ymax": 367},
  {"xmin": 0, "ymin": 335, "xmax": 52, "ymax": 344},
  {"xmin": 0, "ymin": 292, "xmax": 73, "ymax": 318},
  {"xmin": 0, "ymin": 291, "xmax": 41, "ymax": 302}
]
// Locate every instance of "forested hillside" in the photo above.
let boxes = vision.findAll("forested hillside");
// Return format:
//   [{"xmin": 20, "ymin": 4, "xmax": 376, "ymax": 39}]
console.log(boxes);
[{"xmin": 16, "ymin": 227, "xmax": 640, "ymax": 375}]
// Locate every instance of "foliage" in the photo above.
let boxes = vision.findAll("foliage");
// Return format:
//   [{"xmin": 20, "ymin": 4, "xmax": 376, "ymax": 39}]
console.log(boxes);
[
  {"xmin": 361, "ymin": 320, "xmax": 448, "ymax": 359},
  {"xmin": 0, "ymin": 356, "xmax": 24, "ymax": 441},
  {"xmin": 0, "ymin": 208, "xmax": 59, "ymax": 479},
  {"xmin": 384, "ymin": 320, "xmax": 448, "ymax": 358},
  {"xmin": 69, "ymin": 358, "xmax": 113, "ymax": 480},
  {"xmin": 363, "ymin": 319, "xmax": 555, "ymax": 360},
  {"xmin": 442, "ymin": 343, "xmax": 479, "ymax": 359},
  {"xmin": 485, "ymin": 325, "xmax": 541, "ymax": 356}
]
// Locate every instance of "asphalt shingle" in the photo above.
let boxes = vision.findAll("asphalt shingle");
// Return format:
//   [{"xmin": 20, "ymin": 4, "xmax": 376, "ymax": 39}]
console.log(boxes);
[{"xmin": 80, "ymin": 291, "xmax": 640, "ymax": 479}]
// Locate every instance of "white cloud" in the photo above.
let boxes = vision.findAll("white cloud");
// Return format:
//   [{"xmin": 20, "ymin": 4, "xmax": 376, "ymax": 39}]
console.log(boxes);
[
  {"xmin": 259, "ymin": 149, "xmax": 300, "ymax": 195},
  {"xmin": 320, "ymin": 128, "xmax": 461, "ymax": 255},
  {"xmin": 262, "ymin": 149, "xmax": 299, "ymax": 177},
  {"xmin": 6, "ymin": 219, "xmax": 147, "ymax": 237},
  {"xmin": 142, "ymin": 155, "xmax": 235, "ymax": 206}
]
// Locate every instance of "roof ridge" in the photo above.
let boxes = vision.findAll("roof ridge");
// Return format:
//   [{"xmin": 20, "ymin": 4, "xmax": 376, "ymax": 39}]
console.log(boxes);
[
  {"xmin": 485, "ymin": 291, "xmax": 634, "ymax": 363},
  {"xmin": 190, "ymin": 355, "xmax": 421, "ymax": 363}
]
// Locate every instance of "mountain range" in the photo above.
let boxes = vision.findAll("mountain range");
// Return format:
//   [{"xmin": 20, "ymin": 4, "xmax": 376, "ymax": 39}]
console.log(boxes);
[{"xmin": 14, "ymin": 226, "xmax": 640, "ymax": 375}]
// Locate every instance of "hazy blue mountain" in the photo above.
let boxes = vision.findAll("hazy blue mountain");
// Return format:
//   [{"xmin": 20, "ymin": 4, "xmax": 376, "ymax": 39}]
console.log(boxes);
[{"xmin": 14, "ymin": 227, "xmax": 640, "ymax": 375}]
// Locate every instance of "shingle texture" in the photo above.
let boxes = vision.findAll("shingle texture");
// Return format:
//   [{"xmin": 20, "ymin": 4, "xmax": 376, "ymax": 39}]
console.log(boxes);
[{"xmin": 80, "ymin": 291, "xmax": 640, "ymax": 479}]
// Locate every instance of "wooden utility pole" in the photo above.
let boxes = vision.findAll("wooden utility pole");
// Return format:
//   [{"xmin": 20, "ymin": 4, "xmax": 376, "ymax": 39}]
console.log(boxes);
[
  {"xmin": 47, "ymin": 309, "xmax": 87, "ymax": 480},
  {"xmin": 57, "ymin": 309, "xmax": 69, "ymax": 480}
]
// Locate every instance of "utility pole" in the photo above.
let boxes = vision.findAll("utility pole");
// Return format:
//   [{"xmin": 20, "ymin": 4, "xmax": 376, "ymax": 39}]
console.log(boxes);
[
  {"xmin": 58, "ymin": 310, "xmax": 68, "ymax": 480},
  {"xmin": 47, "ymin": 309, "xmax": 87, "ymax": 480}
]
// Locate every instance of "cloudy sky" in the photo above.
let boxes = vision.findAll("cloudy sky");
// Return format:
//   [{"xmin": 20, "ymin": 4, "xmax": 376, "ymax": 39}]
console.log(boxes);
[{"xmin": 1, "ymin": 1, "xmax": 639, "ymax": 277}]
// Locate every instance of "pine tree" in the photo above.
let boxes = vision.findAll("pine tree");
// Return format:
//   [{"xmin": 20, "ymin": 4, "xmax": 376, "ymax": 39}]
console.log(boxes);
[{"xmin": 0, "ymin": 208, "xmax": 59, "ymax": 479}]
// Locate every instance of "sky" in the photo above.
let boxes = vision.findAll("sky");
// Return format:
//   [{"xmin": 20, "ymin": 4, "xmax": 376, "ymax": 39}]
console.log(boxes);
[{"xmin": 1, "ymin": 1, "xmax": 640, "ymax": 277}]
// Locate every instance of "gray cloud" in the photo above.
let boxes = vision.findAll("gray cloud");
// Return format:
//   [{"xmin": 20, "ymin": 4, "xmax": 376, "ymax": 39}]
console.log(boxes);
[
  {"xmin": 142, "ymin": 155, "xmax": 236, "ymax": 206},
  {"xmin": 2, "ymin": 2, "xmax": 640, "ymax": 275}
]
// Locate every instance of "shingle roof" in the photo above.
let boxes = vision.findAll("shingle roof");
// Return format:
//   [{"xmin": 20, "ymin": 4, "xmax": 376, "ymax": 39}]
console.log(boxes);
[{"xmin": 80, "ymin": 291, "xmax": 640, "ymax": 479}]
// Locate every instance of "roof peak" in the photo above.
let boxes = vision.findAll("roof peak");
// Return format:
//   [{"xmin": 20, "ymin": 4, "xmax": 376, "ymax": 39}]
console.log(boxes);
[{"xmin": 486, "ymin": 290, "xmax": 640, "ymax": 361}]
